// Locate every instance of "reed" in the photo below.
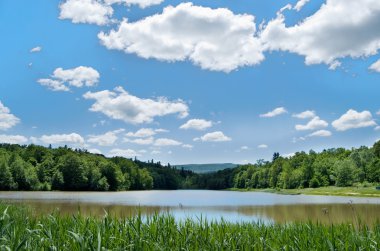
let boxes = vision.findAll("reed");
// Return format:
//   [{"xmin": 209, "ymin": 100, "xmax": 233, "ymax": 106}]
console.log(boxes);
[{"xmin": 0, "ymin": 204, "xmax": 379, "ymax": 250}]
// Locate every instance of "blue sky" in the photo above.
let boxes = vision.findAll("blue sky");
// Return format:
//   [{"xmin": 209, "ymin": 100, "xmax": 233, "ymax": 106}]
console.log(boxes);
[{"xmin": 0, "ymin": 0, "xmax": 380, "ymax": 164}]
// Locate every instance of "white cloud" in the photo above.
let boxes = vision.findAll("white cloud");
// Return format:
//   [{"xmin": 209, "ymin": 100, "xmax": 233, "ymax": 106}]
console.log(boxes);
[
  {"xmin": 52, "ymin": 66, "xmax": 100, "ymax": 87},
  {"xmin": 30, "ymin": 46, "xmax": 42, "ymax": 53},
  {"xmin": 332, "ymin": 109, "xmax": 377, "ymax": 131},
  {"xmin": 38, "ymin": 66, "xmax": 100, "ymax": 91},
  {"xmin": 198, "ymin": 131, "xmax": 231, "ymax": 142},
  {"xmin": 88, "ymin": 148, "xmax": 102, "ymax": 154},
  {"xmin": 295, "ymin": 116, "xmax": 328, "ymax": 131},
  {"xmin": 154, "ymin": 138, "xmax": 182, "ymax": 147},
  {"xmin": 307, "ymin": 130, "xmax": 332, "ymax": 137},
  {"xmin": 126, "ymin": 128, "xmax": 156, "ymax": 137},
  {"xmin": 151, "ymin": 150, "xmax": 161, "ymax": 155},
  {"xmin": 83, "ymin": 86, "xmax": 189, "ymax": 124},
  {"xmin": 182, "ymin": 144, "xmax": 193, "ymax": 149},
  {"xmin": 98, "ymin": 2, "xmax": 264, "ymax": 72},
  {"xmin": 377, "ymin": 110, "xmax": 380, "ymax": 116},
  {"xmin": 293, "ymin": 0, "xmax": 310, "ymax": 11},
  {"xmin": 0, "ymin": 135, "xmax": 28, "ymax": 144},
  {"xmin": 241, "ymin": 146, "xmax": 249, "ymax": 150},
  {"xmin": 104, "ymin": 0, "xmax": 163, "ymax": 9},
  {"xmin": 261, "ymin": 0, "xmax": 380, "ymax": 68},
  {"xmin": 257, "ymin": 144, "xmax": 268, "ymax": 149},
  {"xmin": 40, "ymin": 133, "xmax": 85, "ymax": 145},
  {"xmin": 375, "ymin": 126, "xmax": 380, "ymax": 131},
  {"xmin": 124, "ymin": 137, "xmax": 154, "ymax": 145},
  {"xmin": 37, "ymin": 79, "xmax": 70, "ymax": 92},
  {"xmin": 87, "ymin": 129, "xmax": 124, "ymax": 146},
  {"xmin": 59, "ymin": 0, "xmax": 114, "ymax": 25},
  {"xmin": 260, "ymin": 107, "xmax": 287, "ymax": 118},
  {"xmin": 109, "ymin": 148, "xmax": 140, "ymax": 158},
  {"xmin": 0, "ymin": 102, "xmax": 20, "ymax": 131},
  {"xmin": 179, "ymin": 119, "xmax": 212, "ymax": 130},
  {"xmin": 369, "ymin": 59, "xmax": 380, "ymax": 73},
  {"xmin": 292, "ymin": 110, "xmax": 316, "ymax": 119},
  {"xmin": 155, "ymin": 128, "xmax": 169, "ymax": 133}
]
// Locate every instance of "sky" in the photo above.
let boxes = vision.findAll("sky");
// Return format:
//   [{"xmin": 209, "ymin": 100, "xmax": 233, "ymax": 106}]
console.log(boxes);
[{"xmin": 0, "ymin": 0, "xmax": 380, "ymax": 165}]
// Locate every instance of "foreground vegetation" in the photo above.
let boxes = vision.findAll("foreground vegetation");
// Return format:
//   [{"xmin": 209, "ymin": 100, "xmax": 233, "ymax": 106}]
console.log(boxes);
[
  {"xmin": 0, "ymin": 204, "xmax": 378, "ymax": 250},
  {"xmin": 0, "ymin": 140, "xmax": 379, "ymax": 192}
]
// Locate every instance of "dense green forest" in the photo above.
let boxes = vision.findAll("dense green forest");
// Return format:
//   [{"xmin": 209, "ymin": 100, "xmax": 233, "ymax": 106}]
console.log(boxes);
[
  {"xmin": 0, "ymin": 143, "xmax": 231, "ymax": 191},
  {"xmin": 233, "ymin": 140, "xmax": 380, "ymax": 189},
  {"xmin": 0, "ymin": 140, "xmax": 379, "ymax": 191}
]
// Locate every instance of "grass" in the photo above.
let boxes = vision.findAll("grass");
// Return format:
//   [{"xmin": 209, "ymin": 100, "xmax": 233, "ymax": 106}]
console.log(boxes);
[
  {"xmin": 0, "ymin": 204, "xmax": 380, "ymax": 250},
  {"xmin": 230, "ymin": 186, "xmax": 380, "ymax": 197}
]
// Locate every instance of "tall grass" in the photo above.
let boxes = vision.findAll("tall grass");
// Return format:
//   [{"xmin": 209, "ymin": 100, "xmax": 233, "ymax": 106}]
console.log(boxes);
[{"xmin": 0, "ymin": 204, "xmax": 379, "ymax": 250}]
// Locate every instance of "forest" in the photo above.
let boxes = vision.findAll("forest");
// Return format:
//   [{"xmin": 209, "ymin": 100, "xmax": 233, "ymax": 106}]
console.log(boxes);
[{"xmin": 0, "ymin": 140, "xmax": 379, "ymax": 191}]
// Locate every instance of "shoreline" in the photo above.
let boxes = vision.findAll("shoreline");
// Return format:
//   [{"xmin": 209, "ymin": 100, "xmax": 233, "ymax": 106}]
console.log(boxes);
[{"xmin": 228, "ymin": 186, "xmax": 380, "ymax": 197}]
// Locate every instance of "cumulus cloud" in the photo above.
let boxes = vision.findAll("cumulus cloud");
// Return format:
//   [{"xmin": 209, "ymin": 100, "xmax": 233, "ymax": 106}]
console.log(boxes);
[
  {"xmin": 104, "ymin": 0, "xmax": 163, "ymax": 8},
  {"xmin": 0, "ymin": 135, "xmax": 28, "ymax": 144},
  {"xmin": 87, "ymin": 129, "xmax": 124, "ymax": 146},
  {"xmin": 154, "ymin": 138, "xmax": 182, "ymax": 146},
  {"xmin": 260, "ymin": 107, "xmax": 287, "ymax": 118},
  {"xmin": 295, "ymin": 116, "xmax": 328, "ymax": 131},
  {"xmin": 37, "ymin": 79, "xmax": 70, "ymax": 92},
  {"xmin": 369, "ymin": 59, "xmax": 380, "ymax": 73},
  {"xmin": 293, "ymin": 0, "xmax": 310, "ymax": 11},
  {"xmin": 59, "ymin": 0, "xmax": 114, "ymax": 25},
  {"xmin": 30, "ymin": 46, "xmax": 42, "ymax": 53},
  {"xmin": 109, "ymin": 148, "xmax": 140, "ymax": 158},
  {"xmin": 332, "ymin": 109, "xmax": 377, "ymax": 131},
  {"xmin": 257, "ymin": 144, "xmax": 268, "ymax": 149},
  {"xmin": 179, "ymin": 119, "xmax": 213, "ymax": 130},
  {"xmin": 124, "ymin": 137, "xmax": 154, "ymax": 145},
  {"xmin": 292, "ymin": 110, "xmax": 316, "ymax": 119},
  {"xmin": 88, "ymin": 148, "xmax": 102, "ymax": 154},
  {"xmin": 261, "ymin": 0, "xmax": 380, "ymax": 68},
  {"xmin": 0, "ymin": 102, "xmax": 20, "ymax": 131},
  {"xmin": 126, "ymin": 128, "xmax": 156, "ymax": 137},
  {"xmin": 38, "ymin": 66, "xmax": 100, "ymax": 91},
  {"xmin": 197, "ymin": 131, "xmax": 231, "ymax": 142},
  {"xmin": 307, "ymin": 130, "xmax": 332, "ymax": 137},
  {"xmin": 182, "ymin": 144, "xmax": 193, "ymax": 149},
  {"xmin": 98, "ymin": 2, "xmax": 264, "ymax": 72},
  {"xmin": 83, "ymin": 86, "xmax": 189, "ymax": 124},
  {"xmin": 39, "ymin": 133, "xmax": 85, "ymax": 145}
]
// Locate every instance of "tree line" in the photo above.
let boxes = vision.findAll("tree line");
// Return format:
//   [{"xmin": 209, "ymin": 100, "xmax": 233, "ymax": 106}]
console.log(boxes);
[
  {"xmin": 233, "ymin": 141, "xmax": 380, "ymax": 189},
  {"xmin": 0, "ymin": 140, "xmax": 379, "ymax": 191}
]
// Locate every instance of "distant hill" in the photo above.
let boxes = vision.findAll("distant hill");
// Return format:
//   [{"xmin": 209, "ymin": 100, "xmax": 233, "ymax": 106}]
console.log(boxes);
[{"xmin": 174, "ymin": 163, "xmax": 238, "ymax": 173}]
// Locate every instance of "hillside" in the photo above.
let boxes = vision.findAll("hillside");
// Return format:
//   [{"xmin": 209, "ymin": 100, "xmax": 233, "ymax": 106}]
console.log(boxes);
[{"xmin": 174, "ymin": 163, "xmax": 238, "ymax": 173}]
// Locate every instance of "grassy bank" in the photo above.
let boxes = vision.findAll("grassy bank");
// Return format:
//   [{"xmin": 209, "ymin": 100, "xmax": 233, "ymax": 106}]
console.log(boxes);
[
  {"xmin": 230, "ymin": 186, "xmax": 380, "ymax": 197},
  {"xmin": 0, "ymin": 204, "xmax": 380, "ymax": 250}
]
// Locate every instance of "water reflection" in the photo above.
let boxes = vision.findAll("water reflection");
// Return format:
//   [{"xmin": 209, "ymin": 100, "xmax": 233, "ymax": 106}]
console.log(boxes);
[{"xmin": 1, "ymin": 190, "xmax": 380, "ymax": 224}]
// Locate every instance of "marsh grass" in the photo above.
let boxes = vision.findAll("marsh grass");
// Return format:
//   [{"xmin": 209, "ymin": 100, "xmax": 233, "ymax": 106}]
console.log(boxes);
[{"xmin": 0, "ymin": 204, "xmax": 379, "ymax": 250}]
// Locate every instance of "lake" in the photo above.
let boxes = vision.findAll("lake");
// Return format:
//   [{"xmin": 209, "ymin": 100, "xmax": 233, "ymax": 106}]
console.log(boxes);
[{"xmin": 0, "ymin": 190, "xmax": 379, "ymax": 224}]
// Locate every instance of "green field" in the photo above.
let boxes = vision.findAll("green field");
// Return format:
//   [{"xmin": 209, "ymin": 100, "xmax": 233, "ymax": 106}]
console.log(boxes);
[
  {"xmin": 230, "ymin": 186, "xmax": 380, "ymax": 197},
  {"xmin": 0, "ymin": 204, "xmax": 380, "ymax": 250}
]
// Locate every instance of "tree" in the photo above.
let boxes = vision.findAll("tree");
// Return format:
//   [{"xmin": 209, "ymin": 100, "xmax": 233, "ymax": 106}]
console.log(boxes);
[
  {"xmin": 0, "ymin": 161, "xmax": 16, "ymax": 190},
  {"xmin": 373, "ymin": 140, "xmax": 380, "ymax": 158},
  {"xmin": 334, "ymin": 159, "xmax": 358, "ymax": 187},
  {"xmin": 100, "ymin": 162, "xmax": 124, "ymax": 191},
  {"xmin": 59, "ymin": 154, "xmax": 88, "ymax": 190}
]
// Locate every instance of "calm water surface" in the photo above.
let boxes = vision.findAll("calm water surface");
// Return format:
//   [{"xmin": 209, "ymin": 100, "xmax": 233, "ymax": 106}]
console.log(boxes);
[{"xmin": 1, "ymin": 190, "xmax": 379, "ymax": 224}]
